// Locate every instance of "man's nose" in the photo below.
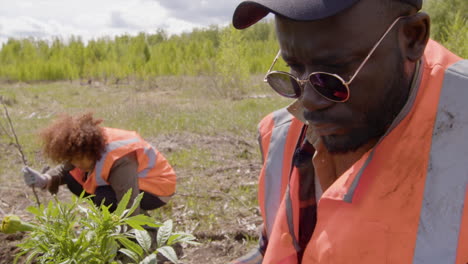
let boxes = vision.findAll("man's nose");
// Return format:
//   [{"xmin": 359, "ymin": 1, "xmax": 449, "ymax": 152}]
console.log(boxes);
[{"xmin": 301, "ymin": 82, "xmax": 334, "ymax": 112}]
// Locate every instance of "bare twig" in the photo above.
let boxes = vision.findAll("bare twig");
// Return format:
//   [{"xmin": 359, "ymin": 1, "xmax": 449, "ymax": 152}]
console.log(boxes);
[
  {"xmin": 0, "ymin": 96, "xmax": 41, "ymax": 207},
  {"xmin": 1, "ymin": 102, "xmax": 28, "ymax": 165},
  {"xmin": 0, "ymin": 117, "xmax": 11, "ymax": 138}
]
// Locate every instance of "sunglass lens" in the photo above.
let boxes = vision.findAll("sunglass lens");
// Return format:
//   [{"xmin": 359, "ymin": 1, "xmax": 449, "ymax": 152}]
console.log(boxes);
[
  {"xmin": 266, "ymin": 72, "xmax": 301, "ymax": 98},
  {"xmin": 309, "ymin": 73, "xmax": 349, "ymax": 101}
]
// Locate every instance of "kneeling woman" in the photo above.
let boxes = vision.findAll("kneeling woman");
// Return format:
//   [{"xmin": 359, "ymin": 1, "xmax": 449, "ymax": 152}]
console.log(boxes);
[{"xmin": 22, "ymin": 112, "xmax": 176, "ymax": 214}]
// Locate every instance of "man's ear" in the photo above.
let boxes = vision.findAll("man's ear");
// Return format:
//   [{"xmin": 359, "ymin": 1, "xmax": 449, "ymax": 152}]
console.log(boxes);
[{"xmin": 399, "ymin": 12, "xmax": 430, "ymax": 62}]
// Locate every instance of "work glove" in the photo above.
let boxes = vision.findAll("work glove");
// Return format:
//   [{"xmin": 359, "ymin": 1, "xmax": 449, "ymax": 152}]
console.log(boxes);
[{"xmin": 22, "ymin": 166, "xmax": 51, "ymax": 189}]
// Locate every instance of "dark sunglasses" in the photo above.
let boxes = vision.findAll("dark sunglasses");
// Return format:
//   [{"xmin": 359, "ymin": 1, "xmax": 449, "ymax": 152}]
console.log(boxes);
[{"xmin": 264, "ymin": 16, "xmax": 405, "ymax": 102}]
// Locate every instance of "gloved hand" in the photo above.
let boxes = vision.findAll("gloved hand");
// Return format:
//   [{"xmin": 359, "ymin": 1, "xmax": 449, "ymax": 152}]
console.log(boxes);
[{"xmin": 22, "ymin": 166, "xmax": 51, "ymax": 189}]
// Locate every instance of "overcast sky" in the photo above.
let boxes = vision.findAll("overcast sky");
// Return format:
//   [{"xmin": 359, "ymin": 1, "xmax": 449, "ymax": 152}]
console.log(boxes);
[{"xmin": 0, "ymin": 0, "xmax": 243, "ymax": 45}]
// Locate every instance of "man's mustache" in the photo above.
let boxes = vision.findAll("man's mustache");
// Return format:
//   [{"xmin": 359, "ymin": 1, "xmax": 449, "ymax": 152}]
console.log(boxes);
[{"xmin": 303, "ymin": 110, "xmax": 350, "ymax": 124}]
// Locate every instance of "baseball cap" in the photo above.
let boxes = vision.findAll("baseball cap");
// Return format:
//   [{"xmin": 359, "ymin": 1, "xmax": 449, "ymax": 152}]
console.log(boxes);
[{"xmin": 232, "ymin": 0, "xmax": 422, "ymax": 29}]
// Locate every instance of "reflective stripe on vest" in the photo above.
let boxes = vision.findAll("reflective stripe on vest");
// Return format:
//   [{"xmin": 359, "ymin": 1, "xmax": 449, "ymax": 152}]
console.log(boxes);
[
  {"xmin": 138, "ymin": 146, "xmax": 158, "ymax": 179},
  {"xmin": 285, "ymin": 184, "xmax": 301, "ymax": 252},
  {"xmin": 413, "ymin": 60, "xmax": 468, "ymax": 263},
  {"xmin": 264, "ymin": 108, "xmax": 294, "ymax": 237},
  {"xmin": 95, "ymin": 137, "xmax": 140, "ymax": 186}
]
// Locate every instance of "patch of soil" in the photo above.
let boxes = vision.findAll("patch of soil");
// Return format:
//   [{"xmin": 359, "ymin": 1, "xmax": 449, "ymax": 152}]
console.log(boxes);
[{"xmin": 0, "ymin": 233, "xmax": 24, "ymax": 264}]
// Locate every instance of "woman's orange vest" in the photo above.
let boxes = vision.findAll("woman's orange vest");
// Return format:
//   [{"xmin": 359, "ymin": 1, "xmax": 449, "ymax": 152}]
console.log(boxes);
[
  {"xmin": 70, "ymin": 127, "xmax": 176, "ymax": 197},
  {"xmin": 258, "ymin": 40, "xmax": 468, "ymax": 263}
]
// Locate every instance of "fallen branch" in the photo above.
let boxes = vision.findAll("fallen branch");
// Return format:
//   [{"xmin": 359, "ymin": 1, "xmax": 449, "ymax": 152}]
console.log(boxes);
[{"xmin": 0, "ymin": 96, "xmax": 41, "ymax": 207}]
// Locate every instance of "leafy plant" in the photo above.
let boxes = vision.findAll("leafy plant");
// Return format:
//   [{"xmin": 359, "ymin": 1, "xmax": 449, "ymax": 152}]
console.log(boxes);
[
  {"xmin": 14, "ymin": 190, "xmax": 198, "ymax": 264},
  {"xmin": 122, "ymin": 219, "xmax": 199, "ymax": 264}
]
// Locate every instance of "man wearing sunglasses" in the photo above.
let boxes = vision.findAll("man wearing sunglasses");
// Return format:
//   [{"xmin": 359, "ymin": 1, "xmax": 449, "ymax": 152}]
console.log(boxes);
[{"xmin": 230, "ymin": 0, "xmax": 468, "ymax": 263}]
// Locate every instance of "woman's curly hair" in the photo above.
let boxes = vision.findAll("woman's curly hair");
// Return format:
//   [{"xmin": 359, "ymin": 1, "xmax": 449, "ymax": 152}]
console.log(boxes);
[{"xmin": 40, "ymin": 112, "xmax": 107, "ymax": 163}]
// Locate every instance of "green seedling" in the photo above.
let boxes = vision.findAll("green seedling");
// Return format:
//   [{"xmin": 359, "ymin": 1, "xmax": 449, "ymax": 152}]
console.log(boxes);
[{"xmin": 14, "ymin": 190, "xmax": 198, "ymax": 264}]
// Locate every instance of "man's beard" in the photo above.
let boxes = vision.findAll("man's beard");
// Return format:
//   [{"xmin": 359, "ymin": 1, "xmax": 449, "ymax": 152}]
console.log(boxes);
[{"xmin": 321, "ymin": 57, "xmax": 410, "ymax": 154}]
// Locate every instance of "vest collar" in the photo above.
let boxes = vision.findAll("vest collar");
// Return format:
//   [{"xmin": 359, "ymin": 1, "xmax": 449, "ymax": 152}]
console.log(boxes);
[{"xmin": 342, "ymin": 59, "xmax": 424, "ymax": 202}]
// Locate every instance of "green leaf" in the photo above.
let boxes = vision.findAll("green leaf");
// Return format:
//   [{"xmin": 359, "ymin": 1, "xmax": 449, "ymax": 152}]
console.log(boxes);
[
  {"xmin": 47, "ymin": 200, "xmax": 56, "ymax": 217},
  {"xmin": 24, "ymin": 250, "xmax": 40, "ymax": 264},
  {"xmin": 139, "ymin": 253, "xmax": 158, "ymax": 264},
  {"xmin": 78, "ymin": 190, "xmax": 89, "ymax": 199},
  {"xmin": 167, "ymin": 233, "xmax": 199, "ymax": 246},
  {"xmin": 166, "ymin": 233, "xmax": 182, "ymax": 245},
  {"xmin": 100, "ymin": 203, "xmax": 112, "ymax": 222},
  {"xmin": 134, "ymin": 229, "xmax": 152, "ymax": 252},
  {"xmin": 126, "ymin": 192, "xmax": 144, "ymax": 217},
  {"xmin": 26, "ymin": 205, "xmax": 42, "ymax": 216},
  {"xmin": 125, "ymin": 214, "xmax": 160, "ymax": 230},
  {"xmin": 157, "ymin": 246, "xmax": 178, "ymax": 264},
  {"xmin": 114, "ymin": 189, "xmax": 132, "ymax": 217},
  {"xmin": 77, "ymin": 205, "xmax": 89, "ymax": 217},
  {"xmin": 156, "ymin": 220, "xmax": 173, "ymax": 247},
  {"xmin": 13, "ymin": 249, "xmax": 28, "ymax": 264},
  {"xmin": 118, "ymin": 248, "xmax": 140, "ymax": 262},
  {"xmin": 117, "ymin": 237, "xmax": 143, "ymax": 257}
]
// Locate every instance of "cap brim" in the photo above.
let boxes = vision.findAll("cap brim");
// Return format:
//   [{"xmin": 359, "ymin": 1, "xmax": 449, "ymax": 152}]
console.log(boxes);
[{"xmin": 233, "ymin": 0, "xmax": 360, "ymax": 29}]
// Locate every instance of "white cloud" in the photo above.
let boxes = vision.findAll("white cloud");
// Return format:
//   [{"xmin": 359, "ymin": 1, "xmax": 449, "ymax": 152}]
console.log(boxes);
[
  {"xmin": 110, "ymin": 11, "xmax": 137, "ymax": 29},
  {"xmin": 0, "ymin": 0, "xmax": 242, "ymax": 45},
  {"xmin": 0, "ymin": 16, "xmax": 86, "ymax": 42},
  {"xmin": 155, "ymin": 0, "xmax": 242, "ymax": 24}
]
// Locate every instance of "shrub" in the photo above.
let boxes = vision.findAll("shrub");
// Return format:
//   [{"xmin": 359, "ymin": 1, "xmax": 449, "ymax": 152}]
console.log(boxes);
[{"xmin": 13, "ymin": 190, "xmax": 198, "ymax": 264}]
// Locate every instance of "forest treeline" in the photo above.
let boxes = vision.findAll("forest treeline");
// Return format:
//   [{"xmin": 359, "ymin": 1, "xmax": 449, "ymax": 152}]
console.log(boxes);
[
  {"xmin": 0, "ymin": 22, "xmax": 278, "ymax": 83},
  {"xmin": 0, "ymin": 0, "xmax": 466, "ymax": 83}
]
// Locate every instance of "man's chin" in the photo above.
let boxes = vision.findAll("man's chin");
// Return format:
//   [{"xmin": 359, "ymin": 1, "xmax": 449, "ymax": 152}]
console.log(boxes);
[{"xmin": 321, "ymin": 134, "xmax": 372, "ymax": 154}]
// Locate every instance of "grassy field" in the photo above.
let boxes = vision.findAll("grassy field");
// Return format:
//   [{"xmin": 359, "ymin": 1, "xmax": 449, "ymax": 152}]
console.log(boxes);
[{"xmin": 0, "ymin": 76, "xmax": 290, "ymax": 263}]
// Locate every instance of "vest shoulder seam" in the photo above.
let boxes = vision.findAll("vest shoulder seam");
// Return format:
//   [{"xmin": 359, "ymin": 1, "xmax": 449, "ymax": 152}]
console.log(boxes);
[{"xmin": 446, "ymin": 60, "xmax": 468, "ymax": 78}]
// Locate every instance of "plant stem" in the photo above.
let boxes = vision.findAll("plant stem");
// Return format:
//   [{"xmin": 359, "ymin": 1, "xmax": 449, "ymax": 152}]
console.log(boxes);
[{"xmin": 0, "ymin": 96, "xmax": 41, "ymax": 207}]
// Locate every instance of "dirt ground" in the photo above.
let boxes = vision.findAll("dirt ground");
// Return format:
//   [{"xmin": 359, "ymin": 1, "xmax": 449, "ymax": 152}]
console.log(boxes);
[{"xmin": 0, "ymin": 132, "xmax": 263, "ymax": 264}]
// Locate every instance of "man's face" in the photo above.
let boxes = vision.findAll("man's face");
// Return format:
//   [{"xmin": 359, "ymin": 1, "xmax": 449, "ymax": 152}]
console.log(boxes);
[{"xmin": 275, "ymin": 6, "xmax": 412, "ymax": 154}]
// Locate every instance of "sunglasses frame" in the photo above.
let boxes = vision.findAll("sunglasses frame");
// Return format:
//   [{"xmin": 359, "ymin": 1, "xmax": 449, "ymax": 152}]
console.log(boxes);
[{"xmin": 263, "ymin": 16, "xmax": 406, "ymax": 103}]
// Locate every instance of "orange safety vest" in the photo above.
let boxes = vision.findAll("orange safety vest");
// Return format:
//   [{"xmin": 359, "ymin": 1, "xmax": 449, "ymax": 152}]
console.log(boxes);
[
  {"xmin": 70, "ymin": 127, "xmax": 176, "ymax": 197},
  {"xmin": 259, "ymin": 40, "xmax": 468, "ymax": 263}
]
